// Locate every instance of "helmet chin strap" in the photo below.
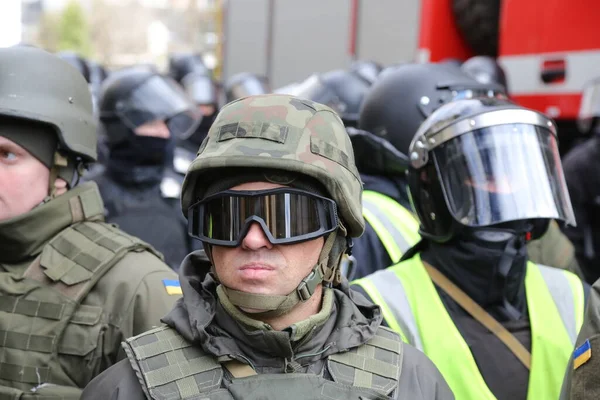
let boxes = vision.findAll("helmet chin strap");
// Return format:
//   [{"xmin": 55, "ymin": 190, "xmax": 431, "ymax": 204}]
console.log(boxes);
[
  {"xmin": 214, "ymin": 230, "xmax": 342, "ymax": 319},
  {"xmin": 44, "ymin": 152, "xmax": 70, "ymax": 202}
]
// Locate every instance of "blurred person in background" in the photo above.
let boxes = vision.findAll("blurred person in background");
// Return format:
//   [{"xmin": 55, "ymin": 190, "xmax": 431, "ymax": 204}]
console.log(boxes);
[{"xmin": 93, "ymin": 66, "xmax": 201, "ymax": 270}]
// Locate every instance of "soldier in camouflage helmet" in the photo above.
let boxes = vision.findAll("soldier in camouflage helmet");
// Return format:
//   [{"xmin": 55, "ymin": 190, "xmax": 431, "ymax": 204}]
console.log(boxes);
[
  {"xmin": 82, "ymin": 94, "xmax": 454, "ymax": 399},
  {"xmin": 0, "ymin": 46, "xmax": 181, "ymax": 399}
]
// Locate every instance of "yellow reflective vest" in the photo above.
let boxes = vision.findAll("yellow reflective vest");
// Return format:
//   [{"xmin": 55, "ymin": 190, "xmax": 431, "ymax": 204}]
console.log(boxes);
[
  {"xmin": 353, "ymin": 254, "xmax": 585, "ymax": 400},
  {"xmin": 362, "ymin": 190, "xmax": 421, "ymax": 263}
]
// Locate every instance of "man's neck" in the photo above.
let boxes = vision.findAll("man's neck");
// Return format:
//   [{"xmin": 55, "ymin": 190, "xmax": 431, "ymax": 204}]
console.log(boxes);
[{"xmin": 258, "ymin": 285, "xmax": 324, "ymax": 331}]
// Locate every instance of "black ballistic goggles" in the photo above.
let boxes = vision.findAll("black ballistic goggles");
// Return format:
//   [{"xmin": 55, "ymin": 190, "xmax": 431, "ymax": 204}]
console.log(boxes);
[{"xmin": 188, "ymin": 188, "xmax": 339, "ymax": 246}]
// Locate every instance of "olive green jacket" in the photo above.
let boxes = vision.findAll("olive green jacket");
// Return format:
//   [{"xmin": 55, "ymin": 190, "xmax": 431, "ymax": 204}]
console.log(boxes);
[
  {"xmin": 0, "ymin": 182, "xmax": 181, "ymax": 397},
  {"xmin": 566, "ymin": 276, "xmax": 600, "ymax": 399},
  {"xmin": 81, "ymin": 251, "xmax": 453, "ymax": 400},
  {"xmin": 528, "ymin": 220, "xmax": 584, "ymax": 279}
]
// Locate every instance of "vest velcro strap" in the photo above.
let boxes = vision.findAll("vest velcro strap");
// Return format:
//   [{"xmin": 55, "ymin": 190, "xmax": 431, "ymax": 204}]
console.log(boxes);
[
  {"xmin": 173, "ymin": 375, "xmax": 203, "ymax": 398},
  {"xmin": 222, "ymin": 360, "xmax": 257, "ymax": 378},
  {"xmin": 330, "ymin": 352, "xmax": 399, "ymax": 380},
  {"xmin": 0, "ymin": 362, "xmax": 50, "ymax": 384},
  {"xmin": 69, "ymin": 196, "xmax": 85, "ymax": 223},
  {"xmin": 0, "ymin": 297, "xmax": 67, "ymax": 320},
  {"xmin": 368, "ymin": 334, "xmax": 402, "ymax": 354},
  {"xmin": 73, "ymin": 222, "xmax": 137, "ymax": 253},
  {"xmin": 353, "ymin": 369, "xmax": 373, "ymax": 389},
  {"xmin": 48, "ymin": 236, "xmax": 103, "ymax": 279},
  {"xmin": 144, "ymin": 356, "xmax": 221, "ymax": 389},
  {"xmin": 79, "ymin": 189, "xmax": 104, "ymax": 220},
  {"xmin": 70, "ymin": 305, "xmax": 103, "ymax": 325},
  {"xmin": 0, "ymin": 330, "xmax": 55, "ymax": 353},
  {"xmin": 132, "ymin": 334, "xmax": 190, "ymax": 360}
]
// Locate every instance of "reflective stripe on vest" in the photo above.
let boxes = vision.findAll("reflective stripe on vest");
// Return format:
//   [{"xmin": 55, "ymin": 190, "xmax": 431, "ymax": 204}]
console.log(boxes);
[
  {"xmin": 353, "ymin": 254, "xmax": 585, "ymax": 400},
  {"xmin": 361, "ymin": 191, "xmax": 421, "ymax": 263}
]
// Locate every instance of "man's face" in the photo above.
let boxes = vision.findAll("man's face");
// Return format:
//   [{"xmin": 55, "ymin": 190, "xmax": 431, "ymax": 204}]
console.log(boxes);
[
  {"xmin": 134, "ymin": 119, "xmax": 170, "ymax": 139},
  {"xmin": 0, "ymin": 136, "xmax": 50, "ymax": 221},
  {"xmin": 211, "ymin": 181, "xmax": 325, "ymax": 303}
]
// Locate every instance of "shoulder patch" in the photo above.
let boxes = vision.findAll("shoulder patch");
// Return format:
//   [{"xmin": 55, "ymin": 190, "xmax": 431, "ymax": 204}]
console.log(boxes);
[
  {"xmin": 163, "ymin": 279, "xmax": 182, "ymax": 295},
  {"xmin": 574, "ymin": 340, "xmax": 592, "ymax": 370}
]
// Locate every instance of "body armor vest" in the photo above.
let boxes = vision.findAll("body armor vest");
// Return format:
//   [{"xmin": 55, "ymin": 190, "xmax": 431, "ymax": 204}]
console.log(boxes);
[
  {"xmin": 124, "ymin": 325, "xmax": 403, "ymax": 400},
  {"xmin": 0, "ymin": 221, "xmax": 158, "ymax": 399}
]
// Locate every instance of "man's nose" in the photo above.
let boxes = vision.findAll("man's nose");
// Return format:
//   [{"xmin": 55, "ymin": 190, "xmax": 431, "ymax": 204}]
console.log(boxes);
[{"xmin": 241, "ymin": 222, "xmax": 274, "ymax": 250}]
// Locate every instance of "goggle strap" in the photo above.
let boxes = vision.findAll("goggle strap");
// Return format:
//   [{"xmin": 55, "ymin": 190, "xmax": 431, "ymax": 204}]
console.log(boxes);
[{"xmin": 319, "ymin": 231, "xmax": 338, "ymax": 283}]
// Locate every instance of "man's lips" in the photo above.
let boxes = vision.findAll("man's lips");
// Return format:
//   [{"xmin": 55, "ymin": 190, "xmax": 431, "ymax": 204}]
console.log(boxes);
[
  {"xmin": 239, "ymin": 263, "xmax": 276, "ymax": 271},
  {"xmin": 237, "ymin": 263, "xmax": 276, "ymax": 279}
]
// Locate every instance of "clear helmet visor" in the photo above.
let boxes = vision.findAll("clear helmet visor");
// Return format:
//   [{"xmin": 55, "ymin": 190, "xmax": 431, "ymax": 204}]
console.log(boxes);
[
  {"xmin": 292, "ymin": 75, "xmax": 348, "ymax": 116},
  {"xmin": 115, "ymin": 75, "xmax": 201, "ymax": 138},
  {"xmin": 182, "ymin": 73, "xmax": 217, "ymax": 105},
  {"xmin": 433, "ymin": 124, "xmax": 576, "ymax": 227},
  {"xmin": 228, "ymin": 77, "xmax": 271, "ymax": 101}
]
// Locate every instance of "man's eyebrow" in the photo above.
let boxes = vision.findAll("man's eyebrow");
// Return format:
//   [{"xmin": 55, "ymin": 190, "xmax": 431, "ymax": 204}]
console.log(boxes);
[{"xmin": 0, "ymin": 139, "xmax": 26, "ymax": 153}]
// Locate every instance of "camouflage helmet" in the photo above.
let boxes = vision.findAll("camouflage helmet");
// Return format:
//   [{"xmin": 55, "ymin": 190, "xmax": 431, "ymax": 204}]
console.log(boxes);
[
  {"xmin": 0, "ymin": 46, "xmax": 97, "ymax": 162},
  {"xmin": 181, "ymin": 94, "xmax": 364, "ymax": 237}
]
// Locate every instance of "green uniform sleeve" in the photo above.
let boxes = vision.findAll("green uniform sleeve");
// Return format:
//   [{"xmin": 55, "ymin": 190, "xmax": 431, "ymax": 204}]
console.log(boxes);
[
  {"xmin": 570, "ymin": 278, "xmax": 600, "ymax": 399},
  {"xmin": 395, "ymin": 344, "xmax": 455, "ymax": 400},
  {"xmin": 90, "ymin": 250, "xmax": 181, "ymax": 365},
  {"xmin": 527, "ymin": 220, "xmax": 584, "ymax": 280}
]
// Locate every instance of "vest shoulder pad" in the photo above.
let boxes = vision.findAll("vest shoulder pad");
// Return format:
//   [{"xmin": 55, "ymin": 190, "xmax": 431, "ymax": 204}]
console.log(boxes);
[
  {"xmin": 123, "ymin": 326, "xmax": 223, "ymax": 400},
  {"xmin": 328, "ymin": 326, "xmax": 403, "ymax": 396},
  {"xmin": 39, "ymin": 221, "xmax": 162, "ymax": 290}
]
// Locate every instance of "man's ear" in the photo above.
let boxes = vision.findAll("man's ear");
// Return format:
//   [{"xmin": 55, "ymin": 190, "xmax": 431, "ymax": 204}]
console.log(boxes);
[{"xmin": 53, "ymin": 178, "xmax": 68, "ymax": 196}]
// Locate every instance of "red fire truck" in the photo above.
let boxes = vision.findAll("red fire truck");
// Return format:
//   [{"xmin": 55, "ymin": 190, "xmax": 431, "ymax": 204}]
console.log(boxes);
[{"xmin": 418, "ymin": 0, "xmax": 599, "ymax": 150}]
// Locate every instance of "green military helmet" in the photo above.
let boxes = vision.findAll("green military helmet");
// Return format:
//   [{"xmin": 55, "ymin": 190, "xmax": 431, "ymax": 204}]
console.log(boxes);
[
  {"xmin": 0, "ymin": 46, "xmax": 97, "ymax": 162},
  {"xmin": 181, "ymin": 93, "xmax": 365, "ymax": 237}
]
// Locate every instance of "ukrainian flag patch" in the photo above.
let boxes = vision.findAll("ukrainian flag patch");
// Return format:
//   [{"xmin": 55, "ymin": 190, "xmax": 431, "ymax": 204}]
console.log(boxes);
[
  {"xmin": 162, "ymin": 279, "xmax": 182, "ymax": 296},
  {"xmin": 574, "ymin": 339, "xmax": 592, "ymax": 370}
]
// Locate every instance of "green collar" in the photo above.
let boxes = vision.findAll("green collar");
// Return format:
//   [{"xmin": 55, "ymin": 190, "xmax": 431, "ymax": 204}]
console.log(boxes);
[
  {"xmin": 218, "ymin": 285, "xmax": 334, "ymax": 341},
  {"xmin": 0, "ymin": 182, "xmax": 105, "ymax": 263}
]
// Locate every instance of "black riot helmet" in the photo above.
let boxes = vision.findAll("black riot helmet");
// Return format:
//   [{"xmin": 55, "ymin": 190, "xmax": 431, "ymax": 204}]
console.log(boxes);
[
  {"xmin": 179, "ymin": 71, "xmax": 220, "ymax": 146},
  {"xmin": 293, "ymin": 70, "xmax": 371, "ymax": 126},
  {"xmin": 358, "ymin": 62, "xmax": 506, "ymax": 157},
  {"xmin": 224, "ymin": 72, "xmax": 271, "ymax": 103},
  {"xmin": 346, "ymin": 127, "xmax": 409, "ymax": 177},
  {"xmin": 461, "ymin": 56, "xmax": 508, "ymax": 93},
  {"xmin": 168, "ymin": 52, "xmax": 209, "ymax": 83},
  {"xmin": 56, "ymin": 51, "xmax": 91, "ymax": 83},
  {"xmin": 350, "ymin": 60, "xmax": 384, "ymax": 85},
  {"xmin": 88, "ymin": 60, "xmax": 109, "ymax": 86},
  {"xmin": 578, "ymin": 77, "xmax": 600, "ymax": 134},
  {"xmin": 98, "ymin": 66, "xmax": 201, "ymax": 146},
  {"xmin": 407, "ymin": 98, "xmax": 576, "ymax": 243},
  {"xmin": 181, "ymin": 72, "xmax": 218, "ymax": 108}
]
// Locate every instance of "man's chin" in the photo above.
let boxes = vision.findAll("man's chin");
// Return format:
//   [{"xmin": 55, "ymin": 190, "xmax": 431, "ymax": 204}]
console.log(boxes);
[{"xmin": 238, "ymin": 306, "xmax": 267, "ymax": 314}]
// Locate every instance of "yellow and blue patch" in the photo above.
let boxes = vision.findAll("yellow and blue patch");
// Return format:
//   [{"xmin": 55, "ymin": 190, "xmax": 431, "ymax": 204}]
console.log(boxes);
[
  {"xmin": 162, "ymin": 279, "xmax": 182, "ymax": 296},
  {"xmin": 574, "ymin": 339, "xmax": 592, "ymax": 370}
]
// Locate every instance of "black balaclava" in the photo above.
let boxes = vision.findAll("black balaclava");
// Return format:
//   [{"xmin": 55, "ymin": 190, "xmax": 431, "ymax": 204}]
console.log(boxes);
[
  {"xmin": 105, "ymin": 121, "xmax": 174, "ymax": 186},
  {"xmin": 420, "ymin": 221, "xmax": 531, "ymax": 321}
]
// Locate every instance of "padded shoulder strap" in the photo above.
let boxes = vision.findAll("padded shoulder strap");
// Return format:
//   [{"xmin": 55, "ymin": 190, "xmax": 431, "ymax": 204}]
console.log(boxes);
[
  {"xmin": 24, "ymin": 221, "xmax": 162, "ymax": 303},
  {"xmin": 328, "ymin": 326, "xmax": 403, "ymax": 396},
  {"xmin": 124, "ymin": 326, "xmax": 223, "ymax": 400}
]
